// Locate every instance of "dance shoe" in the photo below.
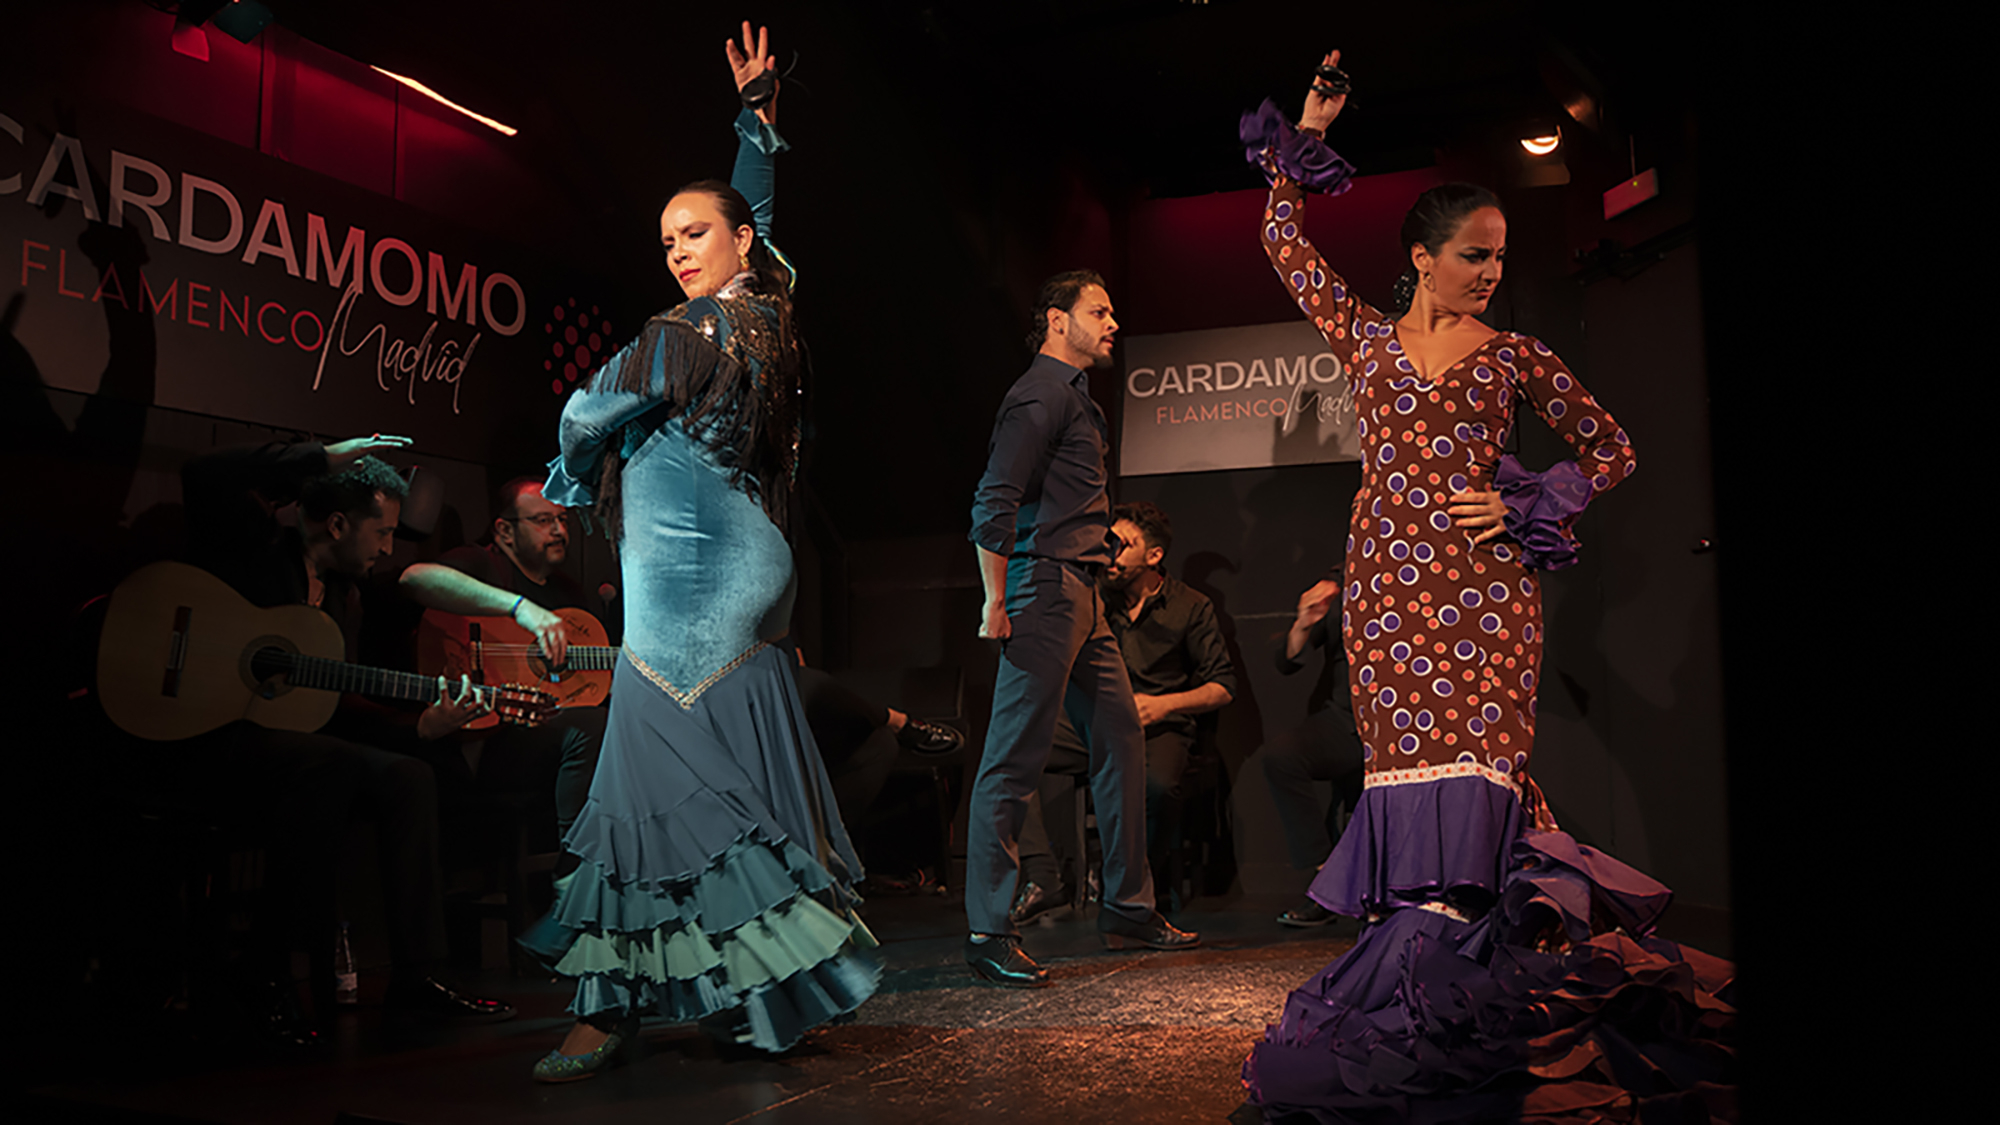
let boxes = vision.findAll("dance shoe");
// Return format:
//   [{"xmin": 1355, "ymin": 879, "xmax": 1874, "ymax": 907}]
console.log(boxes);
[
  {"xmin": 1098, "ymin": 911, "xmax": 1200, "ymax": 951},
  {"xmin": 532, "ymin": 1022, "xmax": 634, "ymax": 1083},
  {"xmin": 895, "ymin": 718, "xmax": 964, "ymax": 756},
  {"xmin": 1009, "ymin": 880, "xmax": 1070, "ymax": 926},
  {"xmin": 384, "ymin": 976, "xmax": 517, "ymax": 1022},
  {"xmin": 965, "ymin": 934, "xmax": 1051, "ymax": 987},
  {"xmin": 1277, "ymin": 899, "xmax": 1335, "ymax": 927}
]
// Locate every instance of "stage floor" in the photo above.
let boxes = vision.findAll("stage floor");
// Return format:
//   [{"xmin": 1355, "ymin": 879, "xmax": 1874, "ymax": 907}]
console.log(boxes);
[{"xmin": 29, "ymin": 892, "xmax": 1367, "ymax": 1125}]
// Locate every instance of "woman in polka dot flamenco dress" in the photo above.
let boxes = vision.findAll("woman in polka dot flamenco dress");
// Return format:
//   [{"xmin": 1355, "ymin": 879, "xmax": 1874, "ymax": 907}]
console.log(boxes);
[{"xmin": 1233, "ymin": 52, "xmax": 1737, "ymax": 1124}]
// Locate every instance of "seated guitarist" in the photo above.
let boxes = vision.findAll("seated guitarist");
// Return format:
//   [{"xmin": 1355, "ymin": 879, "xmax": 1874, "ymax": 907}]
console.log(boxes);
[
  {"xmin": 398, "ymin": 479, "xmax": 611, "ymax": 849},
  {"xmin": 175, "ymin": 435, "xmax": 516, "ymax": 1038}
]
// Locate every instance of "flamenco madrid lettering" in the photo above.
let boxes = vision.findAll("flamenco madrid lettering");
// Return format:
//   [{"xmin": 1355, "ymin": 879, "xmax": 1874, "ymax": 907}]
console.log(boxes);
[
  {"xmin": 3, "ymin": 111, "xmax": 525, "ymax": 413},
  {"xmin": 1127, "ymin": 351, "xmax": 1349, "ymax": 426}
]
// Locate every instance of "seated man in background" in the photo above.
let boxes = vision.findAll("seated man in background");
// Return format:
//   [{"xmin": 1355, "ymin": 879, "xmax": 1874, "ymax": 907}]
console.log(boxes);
[
  {"xmin": 170, "ymin": 436, "xmax": 521, "ymax": 1038},
  {"xmin": 788, "ymin": 647, "xmax": 965, "ymax": 892},
  {"xmin": 1235, "ymin": 573, "xmax": 1366, "ymax": 927},
  {"xmin": 1013, "ymin": 501, "xmax": 1236, "ymax": 922},
  {"xmin": 398, "ymin": 478, "xmax": 610, "ymax": 849}
]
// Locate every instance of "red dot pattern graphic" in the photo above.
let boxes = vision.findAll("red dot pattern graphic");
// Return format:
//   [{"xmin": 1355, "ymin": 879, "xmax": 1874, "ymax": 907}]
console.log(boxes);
[{"xmin": 542, "ymin": 301, "xmax": 614, "ymax": 395}]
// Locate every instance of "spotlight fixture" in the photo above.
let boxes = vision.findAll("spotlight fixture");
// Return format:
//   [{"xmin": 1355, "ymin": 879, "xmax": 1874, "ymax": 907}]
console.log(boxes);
[
  {"xmin": 1520, "ymin": 130, "xmax": 1562, "ymax": 156},
  {"xmin": 370, "ymin": 67, "xmax": 519, "ymax": 136},
  {"xmin": 161, "ymin": 1, "xmax": 275, "ymax": 60},
  {"xmin": 211, "ymin": 2, "xmax": 276, "ymax": 43}
]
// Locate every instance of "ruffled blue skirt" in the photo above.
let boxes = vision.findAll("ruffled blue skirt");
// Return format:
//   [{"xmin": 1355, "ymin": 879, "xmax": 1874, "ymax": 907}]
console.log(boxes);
[{"xmin": 520, "ymin": 646, "xmax": 880, "ymax": 1051}]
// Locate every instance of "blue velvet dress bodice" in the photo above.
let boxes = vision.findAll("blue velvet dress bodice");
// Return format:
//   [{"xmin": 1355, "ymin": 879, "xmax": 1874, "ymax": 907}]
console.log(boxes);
[{"xmin": 611, "ymin": 420, "xmax": 794, "ymax": 693}]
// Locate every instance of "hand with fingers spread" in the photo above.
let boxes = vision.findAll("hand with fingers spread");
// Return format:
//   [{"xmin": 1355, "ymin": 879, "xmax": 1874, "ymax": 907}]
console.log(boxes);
[
  {"xmin": 726, "ymin": 20, "xmax": 779, "ymax": 124},
  {"xmin": 1449, "ymin": 489, "xmax": 1509, "ymax": 544},
  {"xmin": 1300, "ymin": 49, "xmax": 1348, "ymax": 135},
  {"xmin": 326, "ymin": 434, "xmax": 413, "ymax": 469},
  {"xmin": 417, "ymin": 673, "xmax": 492, "ymax": 740}
]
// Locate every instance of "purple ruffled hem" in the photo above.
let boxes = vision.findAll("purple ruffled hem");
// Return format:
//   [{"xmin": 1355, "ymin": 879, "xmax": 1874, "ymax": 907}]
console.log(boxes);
[
  {"xmin": 1249, "ymin": 826, "xmax": 1733, "ymax": 1122},
  {"xmin": 1495, "ymin": 454, "xmax": 1594, "ymax": 571},
  {"xmin": 1241, "ymin": 99, "xmax": 1356, "ymax": 195},
  {"xmin": 1309, "ymin": 775, "xmax": 1523, "ymax": 919}
]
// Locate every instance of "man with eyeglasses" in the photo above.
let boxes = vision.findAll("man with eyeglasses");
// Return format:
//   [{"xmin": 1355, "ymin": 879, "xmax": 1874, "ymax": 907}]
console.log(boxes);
[{"xmin": 399, "ymin": 478, "xmax": 613, "ymax": 848}]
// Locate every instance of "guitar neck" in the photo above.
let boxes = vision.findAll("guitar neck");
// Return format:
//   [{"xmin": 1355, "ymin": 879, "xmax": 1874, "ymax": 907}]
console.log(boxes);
[
  {"xmin": 559, "ymin": 646, "xmax": 621, "ymax": 671},
  {"xmin": 273, "ymin": 652, "xmax": 495, "ymax": 706}
]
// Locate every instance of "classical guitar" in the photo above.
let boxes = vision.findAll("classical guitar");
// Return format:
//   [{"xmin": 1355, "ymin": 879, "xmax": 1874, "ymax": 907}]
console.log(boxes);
[
  {"xmin": 97, "ymin": 561, "xmax": 557, "ymax": 742},
  {"xmin": 414, "ymin": 606, "xmax": 615, "ymax": 730}
]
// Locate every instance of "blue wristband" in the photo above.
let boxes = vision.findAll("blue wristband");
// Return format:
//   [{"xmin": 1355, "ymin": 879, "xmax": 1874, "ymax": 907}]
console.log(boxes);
[{"xmin": 509, "ymin": 596, "xmax": 524, "ymax": 617}]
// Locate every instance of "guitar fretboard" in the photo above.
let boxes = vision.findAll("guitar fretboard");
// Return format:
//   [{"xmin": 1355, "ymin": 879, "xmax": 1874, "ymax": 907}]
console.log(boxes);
[
  {"xmin": 260, "ymin": 650, "xmax": 498, "ymax": 706},
  {"xmin": 475, "ymin": 644, "xmax": 619, "ymax": 672}
]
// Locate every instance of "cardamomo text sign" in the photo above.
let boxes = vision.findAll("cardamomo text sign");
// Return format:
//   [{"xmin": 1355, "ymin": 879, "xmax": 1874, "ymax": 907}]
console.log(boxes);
[{"xmin": 1120, "ymin": 320, "xmax": 1360, "ymax": 476}]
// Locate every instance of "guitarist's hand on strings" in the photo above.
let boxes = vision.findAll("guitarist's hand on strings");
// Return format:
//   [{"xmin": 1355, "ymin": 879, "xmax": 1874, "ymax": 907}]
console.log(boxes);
[
  {"xmin": 418, "ymin": 674, "xmax": 491, "ymax": 740},
  {"xmin": 514, "ymin": 600, "xmax": 569, "ymax": 667}
]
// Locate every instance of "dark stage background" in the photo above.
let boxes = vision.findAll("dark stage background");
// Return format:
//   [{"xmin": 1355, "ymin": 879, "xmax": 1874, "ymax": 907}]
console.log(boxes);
[{"xmin": 8, "ymin": 2, "xmax": 1851, "ymax": 1114}]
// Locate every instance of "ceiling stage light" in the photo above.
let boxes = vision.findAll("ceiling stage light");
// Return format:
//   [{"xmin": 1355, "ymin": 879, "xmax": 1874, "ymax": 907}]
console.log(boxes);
[
  {"xmin": 1520, "ymin": 131, "xmax": 1562, "ymax": 156},
  {"xmin": 370, "ymin": 67, "xmax": 519, "ymax": 137}
]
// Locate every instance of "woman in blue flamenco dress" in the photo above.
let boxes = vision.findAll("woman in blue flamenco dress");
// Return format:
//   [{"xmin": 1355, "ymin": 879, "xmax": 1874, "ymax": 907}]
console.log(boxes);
[
  {"xmin": 522, "ymin": 24, "xmax": 878, "ymax": 1081},
  {"xmin": 1235, "ymin": 51, "xmax": 1737, "ymax": 1123}
]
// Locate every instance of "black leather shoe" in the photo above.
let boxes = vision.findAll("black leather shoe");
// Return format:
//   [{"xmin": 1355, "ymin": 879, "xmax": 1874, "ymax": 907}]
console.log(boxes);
[
  {"xmin": 1009, "ymin": 880, "xmax": 1070, "ymax": 926},
  {"xmin": 896, "ymin": 718, "xmax": 964, "ymax": 756},
  {"xmin": 1277, "ymin": 900, "xmax": 1336, "ymax": 927},
  {"xmin": 1098, "ymin": 911, "xmax": 1200, "ymax": 951},
  {"xmin": 964, "ymin": 934, "xmax": 1050, "ymax": 987},
  {"xmin": 384, "ymin": 976, "xmax": 517, "ymax": 1022}
]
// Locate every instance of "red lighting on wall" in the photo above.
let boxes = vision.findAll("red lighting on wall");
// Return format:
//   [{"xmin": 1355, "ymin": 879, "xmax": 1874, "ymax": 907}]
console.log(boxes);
[{"xmin": 369, "ymin": 67, "xmax": 518, "ymax": 136}]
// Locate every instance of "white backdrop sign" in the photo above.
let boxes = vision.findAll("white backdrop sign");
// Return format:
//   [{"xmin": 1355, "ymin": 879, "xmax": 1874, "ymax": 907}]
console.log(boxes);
[{"xmin": 1119, "ymin": 321, "xmax": 1360, "ymax": 476}]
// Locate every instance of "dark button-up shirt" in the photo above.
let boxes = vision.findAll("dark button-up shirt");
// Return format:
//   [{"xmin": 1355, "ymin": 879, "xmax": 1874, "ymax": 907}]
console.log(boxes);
[
  {"xmin": 1107, "ymin": 574, "xmax": 1238, "ymax": 736},
  {"xmin": 968, "ymin": 355, "xmax": 1115, "ymax": 566}
]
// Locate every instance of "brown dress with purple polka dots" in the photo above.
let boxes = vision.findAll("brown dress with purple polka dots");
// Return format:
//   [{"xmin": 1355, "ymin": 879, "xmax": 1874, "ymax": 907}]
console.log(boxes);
[{"xmin": 1259, "ymin": 170, "xmax": 1637, "ymax": 820}]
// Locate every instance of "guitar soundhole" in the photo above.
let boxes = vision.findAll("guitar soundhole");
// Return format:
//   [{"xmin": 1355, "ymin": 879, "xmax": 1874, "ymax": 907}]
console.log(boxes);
[{"xmin": 243, "ymin": 637, "xmax": 300, "ymax": 698}]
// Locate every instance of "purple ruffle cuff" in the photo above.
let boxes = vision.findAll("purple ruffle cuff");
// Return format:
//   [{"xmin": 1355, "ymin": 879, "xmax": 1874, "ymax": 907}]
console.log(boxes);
[
  {"xmin": 1240, "ymin": 99, "xmax": 1355, "ymax": 195},
  {"xmin": 1495, "ymin": 454, "xmax": 1595, "ymax": 571}
]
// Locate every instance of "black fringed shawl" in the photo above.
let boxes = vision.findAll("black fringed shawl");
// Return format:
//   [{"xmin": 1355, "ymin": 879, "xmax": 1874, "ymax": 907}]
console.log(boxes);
[{"xmin": 593, "ymin": 272, "xmax": 803, "ymax": 543}]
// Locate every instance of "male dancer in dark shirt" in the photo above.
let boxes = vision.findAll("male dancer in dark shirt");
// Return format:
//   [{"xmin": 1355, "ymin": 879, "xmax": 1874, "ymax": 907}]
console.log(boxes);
[
  {"xmin": 176, "ymin": 436, "xmax": 522, "ymax": 1035},
  {"xmin": 964, "ymin": 271, "xmax": 1197, "ymax": 987}
]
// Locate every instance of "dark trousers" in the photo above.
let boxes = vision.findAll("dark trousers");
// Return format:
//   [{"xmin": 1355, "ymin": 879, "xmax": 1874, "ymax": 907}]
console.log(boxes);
[
  {"xmin": 173, "ymin": 721, "xmax": 449, "ymax": 975},
  {"xmin": 1240, "ymin": 704, "xmax": 1366, "ymax": 871},
  {"xmin": 967, "ymin": 557, "xmax": 1153, "ymax": 935},
  {"xmin": 791, "ymin": 663, "xmax": 898, "ymax": 837},
  {"xmin": 414, "ymin": 706, "xmax": 610, "ymax": 850},
  {"xmin": 1020, "ymin": 713, "xmax": 1193, "ymax": 904}
]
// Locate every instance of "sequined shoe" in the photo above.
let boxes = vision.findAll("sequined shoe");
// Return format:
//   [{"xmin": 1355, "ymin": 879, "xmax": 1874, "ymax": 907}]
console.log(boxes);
[{"xmin": 531, "ymin": 1023, "xmax": 632, "ymax": 1083}]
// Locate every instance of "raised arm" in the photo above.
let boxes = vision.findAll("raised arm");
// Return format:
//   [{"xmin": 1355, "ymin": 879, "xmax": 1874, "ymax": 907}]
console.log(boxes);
[
  {"xmin": 726, "ymin": 22, "xmax": 788, "ymax": 243},
  {"xmin": 1241, "ymin": 49, "xmax": 1383, "ymax": 368}
]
